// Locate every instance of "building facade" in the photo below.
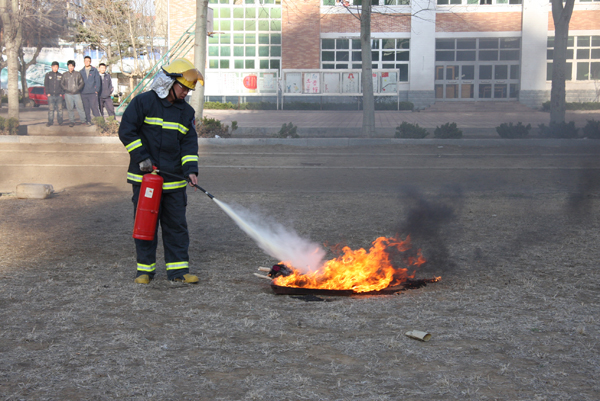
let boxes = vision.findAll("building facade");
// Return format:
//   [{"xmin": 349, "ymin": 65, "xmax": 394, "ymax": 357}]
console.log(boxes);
[{"xmin": 166, "ymin": 0, "xmax": 600, "ymax": 108}]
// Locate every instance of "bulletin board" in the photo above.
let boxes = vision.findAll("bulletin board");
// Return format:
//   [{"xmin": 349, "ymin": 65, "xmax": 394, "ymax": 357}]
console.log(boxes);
[
  {"xmin": 284, "ymin": 72, "xmax": 302, "ymax": 93},
  {"xmin": 260, "ymin": 73, "xmax": 277, "ymax": 93},
  {"xmin": 303, "ymin": 72, "xmax": 320, "ymax": 94},
  {"xmin": 342, "ymin": 72, "xmax": 360, "ymax": 94},
  {"xmin": 380, "ymin": 72, "xmax": 397, "ymax": 93},
  {"xmin": 372, "ymin": 72, "xmax": 379, "ymax": 93},
  {"xmin": 322, "ymin": 73, "xmax": 340, "ymax": 94}
]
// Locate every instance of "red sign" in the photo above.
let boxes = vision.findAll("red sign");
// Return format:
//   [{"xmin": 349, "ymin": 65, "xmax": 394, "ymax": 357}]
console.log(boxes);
[{"xmin": 243, "ymin": 75, "xmax": 258, "ymax": 90}]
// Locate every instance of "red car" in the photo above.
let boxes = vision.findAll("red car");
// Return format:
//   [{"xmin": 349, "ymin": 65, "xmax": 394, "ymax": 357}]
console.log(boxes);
[{"xmin": 28, "ymin": 86, "xmax": 64, "ymax": 107}]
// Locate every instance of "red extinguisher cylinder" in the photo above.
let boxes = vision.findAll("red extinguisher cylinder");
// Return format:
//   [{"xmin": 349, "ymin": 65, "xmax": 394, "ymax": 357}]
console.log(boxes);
[{"xmin": 133, "ymin": 172, "xmax": 163, "ymax": 241}]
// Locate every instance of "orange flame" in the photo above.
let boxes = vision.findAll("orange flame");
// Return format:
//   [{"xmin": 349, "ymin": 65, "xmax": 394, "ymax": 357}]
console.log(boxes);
[{"xmin": 273, "ymin": 236, "xmax": 426, "ymax": 293}]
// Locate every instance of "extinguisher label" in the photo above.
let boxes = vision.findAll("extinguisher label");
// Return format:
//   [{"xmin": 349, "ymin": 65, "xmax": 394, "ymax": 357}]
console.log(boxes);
[{"xmin": 144, "ymin": 188, "xmax": 154, "ymax": 198}]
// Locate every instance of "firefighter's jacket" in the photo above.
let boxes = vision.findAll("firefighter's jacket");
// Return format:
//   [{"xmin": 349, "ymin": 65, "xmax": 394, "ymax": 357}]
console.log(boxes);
[{"xmin": 118, "ymin": 90, "xmax": 199, "ymax": 192}]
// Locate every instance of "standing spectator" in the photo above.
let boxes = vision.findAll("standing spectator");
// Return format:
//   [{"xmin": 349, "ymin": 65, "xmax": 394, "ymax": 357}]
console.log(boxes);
[
  {"xmin": 98, "ymin": 63, "xmax": 115, "ymax": 117},
  {"xmin": 44, "ymin": 61, "xmax": 64, "ymax": 126},
  {"xmin": 61, "ymin": 60, "xmax": 86, "ymax": 127},
  {"xmin": 80, "ymin": 56, "xmax": 101, "ymax": 125}
]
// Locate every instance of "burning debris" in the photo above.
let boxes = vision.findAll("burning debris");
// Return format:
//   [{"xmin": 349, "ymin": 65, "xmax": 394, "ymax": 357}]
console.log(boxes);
[{"xmin": 254, "ymin": 235, "xmax": 441, "ymax": 296}]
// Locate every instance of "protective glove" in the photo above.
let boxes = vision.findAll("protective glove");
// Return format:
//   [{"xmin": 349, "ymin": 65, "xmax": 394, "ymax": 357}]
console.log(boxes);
[{"xmin": 139, "ymin": 158, "xmax": 153, "ymax": 172}]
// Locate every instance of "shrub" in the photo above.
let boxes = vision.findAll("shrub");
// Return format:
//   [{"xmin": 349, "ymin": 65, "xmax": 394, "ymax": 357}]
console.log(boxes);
[
  {"xmin": 204, "ymin": 101, "xmax": 236, "ymax": 109},
  {"xmin": 538, "ymin": 121, "xmax": 579, "ymax": 138},
  {"xmin": 196, "ymin": 117, "xmax": 232, "ymax": 138},
  {"xmin": 496, "ymin": 122, "xmax": 532, "ymax": 139},
  {"xmin": 434, "ymin": 122, "xmax": 462, "ymax": 139},
  {"xmin": 582, "ymin": 119, "xmax": 600, "ymax": 139},
  {"xmin": 231, "ymin": 121, "xmax": 238, "ymax": 132},
  {"xmin": 541, "ymin": 101, "xmax": 600, "ymax": 112},
  {"xmin": 395, "ymin": 122, "xmax": 429, "ymax": 138},
  {"xmin": 0, "ymin": 117, "xmax": 5, "ymax": 133},
  {"xmin": 240, "ymin": 102, "xmax": 277, "ymax": 110},
  {"xmin": 7, "ymin": 117, "xmax": 19, "ymax": 135},
  {"xmin": 92, "ymin": 116, "xmax": 120, "ymax": 136},
  {"xmin": 276, "ymin": 122, "xmax": 299, "ymax": 138}
]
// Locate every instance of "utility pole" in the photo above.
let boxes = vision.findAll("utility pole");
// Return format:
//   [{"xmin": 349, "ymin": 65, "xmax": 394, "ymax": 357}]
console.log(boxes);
[{"xmin": 191, "ymin": 0, "xmax": 209, "ymax": 122}]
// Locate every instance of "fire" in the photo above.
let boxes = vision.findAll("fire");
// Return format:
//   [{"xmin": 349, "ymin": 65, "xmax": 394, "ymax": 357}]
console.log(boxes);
[{"xmin": 273, "ymin": 236, "xmax": 427, "ymax": 293}]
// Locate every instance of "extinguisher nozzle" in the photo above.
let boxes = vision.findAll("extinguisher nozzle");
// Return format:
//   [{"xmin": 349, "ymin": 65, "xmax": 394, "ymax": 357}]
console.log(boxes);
[{"xmin": 192, "ymin": 183, "xmax": 214, "ymax": 199}]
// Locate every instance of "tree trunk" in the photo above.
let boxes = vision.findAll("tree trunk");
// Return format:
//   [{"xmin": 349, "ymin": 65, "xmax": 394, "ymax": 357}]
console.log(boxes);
[
  {"xmin": 360, "ymin": 2, "xmax": 375, "ymax": 137},
  {"xmin": 18, "ymin": 46, "xmax": 42, "ymax": 108},
  {"xmin": 0, "ymin": 0, "xmax": 23, "ymax": 121},
  {"xmin": 191, "ymin": 0, "xmax": 210, "ymax": 122},
  {"xmin": 550, "ymin": 0, "xmax": 575, "ymax": 124},
  {"xmin": 6, "ymin": 44, "xmax": 20, "ymax": 120}
]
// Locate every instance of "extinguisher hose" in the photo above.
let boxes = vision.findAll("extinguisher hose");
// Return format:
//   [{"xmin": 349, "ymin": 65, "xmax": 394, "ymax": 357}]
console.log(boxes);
[{"xmin": 154, "ymin": 169, "xmax": 215, "ymax": 200}]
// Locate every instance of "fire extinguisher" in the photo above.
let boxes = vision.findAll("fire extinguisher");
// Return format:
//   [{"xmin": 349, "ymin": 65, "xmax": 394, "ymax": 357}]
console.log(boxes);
[{"xmin": 133, "ymin": 169, "xmax": 163, "ymax": 241}]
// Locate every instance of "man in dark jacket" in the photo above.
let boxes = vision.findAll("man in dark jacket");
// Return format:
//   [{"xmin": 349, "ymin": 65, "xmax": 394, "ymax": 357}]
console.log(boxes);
[
  {"xmin": 98, "ymin": 63, "xmax": 115, "ymax": 117},
  {"xmin": 118, "ymin": 58, "xmax": 204, "ymax": 285},
  {"xmin": 80, "ymin": 56, "xmax": 102, "ymax": 125},
  {"xmin": 44, "ymin": 61, "xmax": 64, "ymax": 126},
  {"xmin": 61, "ymin": 60, "xmax": 87, "ymax": 127}
]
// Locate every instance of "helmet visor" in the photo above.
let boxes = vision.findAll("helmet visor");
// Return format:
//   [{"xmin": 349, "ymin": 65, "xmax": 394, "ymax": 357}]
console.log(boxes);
[{"xmin": 182, "ymin": 68, "xmax": 204, "ymax": 88}]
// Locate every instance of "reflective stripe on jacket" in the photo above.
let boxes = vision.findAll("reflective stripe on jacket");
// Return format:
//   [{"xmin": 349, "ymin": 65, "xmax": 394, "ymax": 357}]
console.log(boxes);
[{"xmin": 118, "ymin": 91, "xmax": 199, "ymax": 193}]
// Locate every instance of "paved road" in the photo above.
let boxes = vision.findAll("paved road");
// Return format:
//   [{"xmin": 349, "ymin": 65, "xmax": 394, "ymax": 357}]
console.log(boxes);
[{"xmin": 2, "ymin": 142, "xmax": 600, "ymax": 195}]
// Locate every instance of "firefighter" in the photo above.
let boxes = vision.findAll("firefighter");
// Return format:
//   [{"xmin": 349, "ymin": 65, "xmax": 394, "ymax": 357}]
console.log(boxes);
[{"xmin": 118, "ymin": 58, "xmax": 204, "ymax": 284}]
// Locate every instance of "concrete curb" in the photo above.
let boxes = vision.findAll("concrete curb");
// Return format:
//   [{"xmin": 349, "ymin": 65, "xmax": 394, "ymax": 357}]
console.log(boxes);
[{"xmin": 3, "ymin": 135, "xmax": 600, "ymax": 147}]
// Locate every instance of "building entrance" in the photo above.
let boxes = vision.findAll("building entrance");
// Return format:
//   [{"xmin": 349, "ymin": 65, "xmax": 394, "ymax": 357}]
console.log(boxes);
[{"xmin": 434, "ymin": 37, "xmax": 521, "ymax": 101}]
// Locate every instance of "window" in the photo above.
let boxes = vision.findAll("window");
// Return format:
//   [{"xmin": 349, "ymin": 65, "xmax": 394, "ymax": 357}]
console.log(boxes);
[
  {"xmin": 436, "ymin": 0, "xmax": 521, "ymax": 4},
  {"xmin": 323, "ymin": 0, "xmax": 409, "ymax": 5},
  {"xmin": 207, "ymin": 3, "xmax": 282, "ymax": 70},
  {"xmin": 547, "ymin": 35, "xmax": 600, "ymax": 80},
  {"xmin": 435, "ymin": 38, "xmax": 520, "ymax": 63},
  {"xmin": 321, "ymin": 38, "xmax": 410, "ymax": 81}
]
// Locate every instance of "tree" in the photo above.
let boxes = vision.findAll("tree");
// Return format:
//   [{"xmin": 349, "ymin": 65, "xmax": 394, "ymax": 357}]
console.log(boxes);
[
  {"xmin": 333, "ymin": 1, "xmax": 429, "ymax": 137},
  {"xmin": 191, "ymin": 0, "xmax": 210, "ymax": 122},
  {"xmin": 0, "ymin": 0, "xmax": 24, "ymax": 120},
  {"xmin": 78, "ymin": 0, "xmax": 164, "ymax": 93},
  {"xmin": 550, "ymin": 0, "xmax": 575, "ymax": 124},
  {"xmin": 0, "ymin": 0, "xmax": 67, "ymax": 119},
  {"xmin": 360, "ymin": 1, "xmax": 375, "ymax": 137}
]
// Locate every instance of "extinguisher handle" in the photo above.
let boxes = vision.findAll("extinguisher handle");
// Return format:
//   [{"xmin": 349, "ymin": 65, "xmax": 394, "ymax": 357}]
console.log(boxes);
[{"xmin": 154, "ymin": 168, "xmax": 215, "ymax": 200}]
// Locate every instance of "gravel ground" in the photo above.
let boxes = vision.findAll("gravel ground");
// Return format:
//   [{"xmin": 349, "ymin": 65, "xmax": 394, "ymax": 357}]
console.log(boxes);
[{"xmin": 0, "ymin": 178, "xmax": 598, "ymax": 400}]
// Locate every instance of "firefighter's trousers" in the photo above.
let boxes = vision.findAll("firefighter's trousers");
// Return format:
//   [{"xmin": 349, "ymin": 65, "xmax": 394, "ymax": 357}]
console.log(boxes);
[{"xmin": 132, "ymin": 185, "xmax": 190, "ymax": 280}]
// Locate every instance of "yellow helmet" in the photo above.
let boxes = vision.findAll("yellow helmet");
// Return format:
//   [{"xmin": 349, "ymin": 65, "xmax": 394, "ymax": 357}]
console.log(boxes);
[{"xmin": 162, "ymin": 58, "xmax": 204, "ymax": 90}]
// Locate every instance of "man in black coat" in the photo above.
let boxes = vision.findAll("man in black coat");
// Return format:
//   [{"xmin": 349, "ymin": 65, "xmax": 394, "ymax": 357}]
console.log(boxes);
[
  {"xmin": 61, "ymin": 60, "xmax": 87, "ymax": 127},
  {"xmin": 98, "ymin": 63, "xmax": 115, "ymax": 117},
  {"xmin": 43, "ymin": 61, "xmax": 64, "ymax": 126},
  {"xmin": 79, "ymin": 56, "xmax": 102, "ymax": 125}
]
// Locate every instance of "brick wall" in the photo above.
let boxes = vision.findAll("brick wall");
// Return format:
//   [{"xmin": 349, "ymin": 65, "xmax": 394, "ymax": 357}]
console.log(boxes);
[
  {"xmin": 168, "ymin": 0, "xmax": 196, "ymax": 63},
  {"xmin": 436, "ymin": 12, "xmax": 522, "ymax": 32},
  {"xmin": 320, "ymin": 13, "xmax": 411, "ymax": 33},
  {"xmin": 548, "ymin": 10, "xmax": 600, "ymax": 31},
  {"xmin": 282, "ymin": 0, "xmax": 321, "ymax": 69}
]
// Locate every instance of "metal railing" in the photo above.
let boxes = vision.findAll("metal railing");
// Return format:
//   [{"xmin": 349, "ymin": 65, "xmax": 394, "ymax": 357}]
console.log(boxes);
[{"xmin": 115, "ymin": 21, "xmax": 197, "ymax": 115}]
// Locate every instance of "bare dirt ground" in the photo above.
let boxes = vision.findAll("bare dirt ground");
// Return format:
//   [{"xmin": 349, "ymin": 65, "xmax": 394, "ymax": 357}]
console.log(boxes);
[{"xmin": 0, "ymin": 143, "xmax": 599, "ymax": 400}]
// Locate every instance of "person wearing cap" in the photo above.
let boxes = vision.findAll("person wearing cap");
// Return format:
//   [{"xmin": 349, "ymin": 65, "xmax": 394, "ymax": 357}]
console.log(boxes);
[
  {"xmin": 43, "ymin": 61, "xmax": 64, "ymax": 126},
  {"xmin": 118, "ymin": 58, "xmax": 204, "ymax": 284}
]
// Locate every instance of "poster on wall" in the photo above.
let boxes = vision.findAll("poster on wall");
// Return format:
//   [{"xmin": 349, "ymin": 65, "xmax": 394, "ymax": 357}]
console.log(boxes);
[
  {"xmin": 372, "ymin": 72, "xmax": 379, "ymax": 93},
  {"xmin": 284, "ymin": 72, "xmax": 302, "ymax": 93},
  {"xmin": 322, "ymin": 73, "xmax": 340, "ymax": 94},
  {"xmin": 342, "ymin": 72, "xmax": 360, "ymax": 93},
  {"xmin": 380, "ymin": 72, "xmax": 398, "ymax": 93},
  {"xmin": 221, "ymin": 72, "xmax": 238, "ymax": 94},
  {"xmin": 303, "ymin": 72, "xmax": 320, "ymax": 94},
  {"xmin": 260, "ymin": 73, "xmax": 277, "ymax": 93}
]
